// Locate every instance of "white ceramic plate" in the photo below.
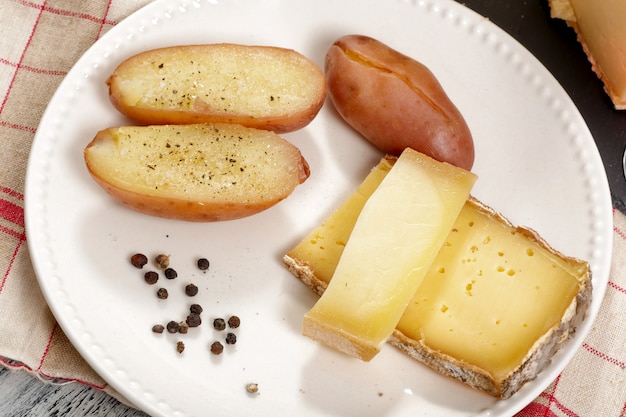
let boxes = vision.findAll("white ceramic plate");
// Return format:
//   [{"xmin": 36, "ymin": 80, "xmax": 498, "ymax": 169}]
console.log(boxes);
[{"xmin": 25, "ymin": 0, "xmax": 613, "ymax": 416}]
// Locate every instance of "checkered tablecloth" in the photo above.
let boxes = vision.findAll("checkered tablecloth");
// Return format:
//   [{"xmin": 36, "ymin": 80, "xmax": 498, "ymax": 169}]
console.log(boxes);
[{"xmin": 1, "ymin": 1, "xmax": 625, "ymax": 416}]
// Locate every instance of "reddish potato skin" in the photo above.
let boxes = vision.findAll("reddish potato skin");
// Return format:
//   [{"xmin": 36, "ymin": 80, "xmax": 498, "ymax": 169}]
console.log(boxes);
[{"xmin": 325, "ymin": 35, "xmax": 474, "ymax": 170}]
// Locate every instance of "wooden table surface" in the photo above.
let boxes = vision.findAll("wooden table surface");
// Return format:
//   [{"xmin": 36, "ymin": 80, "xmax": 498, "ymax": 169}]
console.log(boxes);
[
  {"xmin": 0, "ymin": 366, "xmax": 146, "ymax": 416},
  {"xmin": 2, "ymin": 1, "xmax": 624, "ymax": 416}
]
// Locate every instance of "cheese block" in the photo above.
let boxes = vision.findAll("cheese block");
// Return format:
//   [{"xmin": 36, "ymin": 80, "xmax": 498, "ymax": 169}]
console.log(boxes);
[
  {"xmin": 284, "ymin": 156, "xmax": 592, "ymax": 398},
  {"xmin": 302, "ymin": 148, "xmax": 477, "ymax": 361},
  {"xmin": 549, "ymin": 0, "xmax": 626, "ymax": 109}
]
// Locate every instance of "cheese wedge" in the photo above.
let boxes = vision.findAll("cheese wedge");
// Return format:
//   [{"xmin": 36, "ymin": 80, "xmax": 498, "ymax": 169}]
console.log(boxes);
[
  {"xmin": 549, "ymin": 0, "xmax": 626, "ymax": 109},
  {"xmin": 302, "ymin": 149, "xmax": 477, "ymax": 361},
  {"xmin": 284, "ymin": 156, "xmax": 592, "ymax": 398}
]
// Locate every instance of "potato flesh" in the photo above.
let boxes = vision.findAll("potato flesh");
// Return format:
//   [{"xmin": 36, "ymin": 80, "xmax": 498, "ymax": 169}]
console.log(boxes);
[
  {"xmin": 113, "ymin": 45, "xmax": 324, "ymax": 117},
  {"xmin": 85, "ymin": 124, "xmax": 308, "ymax": 204}
]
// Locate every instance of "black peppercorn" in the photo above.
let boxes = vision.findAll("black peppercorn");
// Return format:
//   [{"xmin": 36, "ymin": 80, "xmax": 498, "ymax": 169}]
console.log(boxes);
[
  {"xmin": 156, "ymin": 288, "xmax": 168, "ymax": 299},
  {"xmin": 144, "ymin": 271, "xmax": 159, "ymax": 285},
  {"xmin": 227, "ymin": 315, "xmax": 240, "ymax": 329},
  {"xmin": 164, "ymin": 268, "xmax": 178, "ymax": 279},
  {"xmin": 176, "ymin": 341, "xmax": 185, "ymax": 353},
  {"xmin": 166, "ymin": 321, "xmax": 179, "ymax": 333},
  {"xmin": 130, "ymin": 253, "xmax": 148, "ymax": 269},
  {"xmin": 185, "ymin": 283, "xmax": 198, "ymax": 296},
  {"xmin": 178, "ymin": 322, "xmax": 189, "ymax": 334},
  {"xmin": 190, "ymin": 304, "xmax": 203, "ymax": 315},
  {"xmin": 213, "ymin": 318, "xmax": 226, "ymax": 331},
  {"xmin": 197, "ymin": 258, "xmax": 210, "ymax": 271},
  {"xmin": 186, "ymin": 313, "xmax": 201, "ymax": 327},
  {"xmin": 210, "ymin": 341, "xmax": 224, "ymax": 355},
  {"xmin": 225, "ymin": 332, "xmax": 237, "ymax": 345},
  {"xmin": 152, "ymin": 324, "xmax": 164, "ymax": 334}
]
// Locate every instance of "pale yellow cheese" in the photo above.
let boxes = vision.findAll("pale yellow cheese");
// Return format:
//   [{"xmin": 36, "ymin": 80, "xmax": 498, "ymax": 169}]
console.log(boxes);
[
  {"xmin": 302, "ymin": 149, "xmax": 477, "ymax": 361},
  {"xmin": 550, "ymin": 0, "xmax": 626, "ymax": 109},
  {"xmin": 288, "ymin": 156, "xmax": 395, "ymax": 288},
  {"xmin": 284, "ymin": 156, "xmax": 591, "ymax": 397},
  {"xmin": 396, "ymin": 201, "xmax": 584, "ymax": 382}
]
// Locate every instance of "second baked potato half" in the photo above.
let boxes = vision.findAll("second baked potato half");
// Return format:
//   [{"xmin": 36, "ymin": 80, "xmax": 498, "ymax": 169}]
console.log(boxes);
[{"xmin": 84, "ymin": 123, "xmax": 310, "ymax": 221}]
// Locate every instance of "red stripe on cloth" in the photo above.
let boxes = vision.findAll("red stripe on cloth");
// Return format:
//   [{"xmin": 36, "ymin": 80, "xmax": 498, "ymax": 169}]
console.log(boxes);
[
  {"xmin": 0, "ymin": 185, "xmax": 24, "ymax": 201},
  {"xmin": 36, "ymin": 321, "xmax": 57, "ymax": 371},
  {"xmin": 32, "ymin": 322, "xmax": 108, "ymax": 390},
  {"xmin": 549, "ymin": 399, "xmax": 580, "ymax": 417},
  {"xmin": 615, "ymin": 222, "xmax": 626, "ymax": 241},
  {"xmin": 517, "ymin": 374, "xmax": 582, "ymax": 417},
  {"xmin": 0, "ymin": 351, "xmax": 107, "ymax": 390},
  {"xmin": 542, "ymin": 373, "xmax": 562, "ymax": 415},
  {"xmin": 0, "ymin": 0, "xmax": 46, "ymax": 116},
  {"xmin": 516, "ymin": 402, "xmax": 558, "ymax": 417},
  {"xmin": 0, "ymin": 239, "xmax": 24, "ymax": 295},
  {"xmin": 12, "ymin": 0, "xmax": 120, "ymax": 26},
  {"xmin": 583, "ymin": 343, "xmax": 626, "ymax": 369},
  {"xmin": 0, "ymin": 120, "xmax": 37, "ymax": 134},
  {"xmin": 0, "ymin": 198, "xmax": 25, "ymax": 227},
  {"xmin": 530, "ymin": 382, "xmax": 581, "ymax": 417},
  {"xmin": 608, "ymin": 281, "xmax": 626, "ymax": 295},
  {"xmin": 0, "ymin": 57, "xmax": 67, "ymax": 77},
  {"xmin": 95, "ymin": 0, "xmax": 115, "ymax": 41},
  {"xmin": 0, "ymin": 224, "xmax": 25, "ymax": 241},
  {"xmin": 36, "ymin": 370, "xmax": 108, "ymax": 391}
]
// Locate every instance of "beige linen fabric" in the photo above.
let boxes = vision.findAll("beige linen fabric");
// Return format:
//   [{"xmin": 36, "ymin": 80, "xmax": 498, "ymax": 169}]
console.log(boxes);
[
  {"xmin": 0, "ymin": 1, "xmax": 625, "ymax": 416},
  {"xmin": 0, "ymin": 0, "xmax": 153, "ymax": 405}
]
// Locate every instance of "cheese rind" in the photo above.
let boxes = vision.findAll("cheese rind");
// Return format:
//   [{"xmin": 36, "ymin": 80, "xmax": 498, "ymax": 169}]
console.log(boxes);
[
  {"xmin": 394, "ymin": 199, "xmax": 590, "ymax": 397},
  {"xmin": 549, "ymin": 0, "xmax": 626, "ymax": 109},
  {"xmin": 285, "ymin": 157, "xmax": 591, "ymax": 397},
  {"xmin": 302, "ymin": 149, "xmax": 477, "ymax": 361}
]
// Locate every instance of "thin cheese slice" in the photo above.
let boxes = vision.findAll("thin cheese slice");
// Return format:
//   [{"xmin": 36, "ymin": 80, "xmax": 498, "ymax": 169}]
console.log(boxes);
[
  {"xmin": 290, "ymin": 156, "xmax": 395, "ymax": 291},
  {"xmin": 302, "ymin": 148, "xmax": 477, "ymax": 361},
  {"xmin": 284, "ymin": 156, "xmax": 591, "ymax": 397},
  {"xmin": 549, "ymin": 0, "xmax": 626, "ymax": 109}
]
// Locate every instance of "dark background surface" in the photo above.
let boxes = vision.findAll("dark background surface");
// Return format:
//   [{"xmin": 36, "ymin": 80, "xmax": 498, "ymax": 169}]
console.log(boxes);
[{"xmin": 454, "ymin": 0, "xmax": 626, "ymax": 213}]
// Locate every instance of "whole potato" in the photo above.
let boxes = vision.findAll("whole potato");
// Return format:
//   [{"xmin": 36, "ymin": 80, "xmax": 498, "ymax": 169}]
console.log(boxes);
[{"xmin": 325, "ymin": 35, "xmax": 474, "ymax": 170}]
